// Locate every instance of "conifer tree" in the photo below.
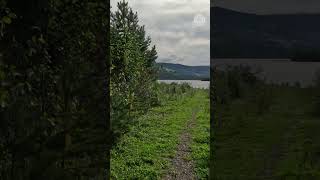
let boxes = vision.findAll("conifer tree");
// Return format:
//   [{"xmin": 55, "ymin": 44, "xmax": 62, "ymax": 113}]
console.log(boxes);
[{"xmin": 111, "ymin": 0, "xmax": 158, "ymax": 139}]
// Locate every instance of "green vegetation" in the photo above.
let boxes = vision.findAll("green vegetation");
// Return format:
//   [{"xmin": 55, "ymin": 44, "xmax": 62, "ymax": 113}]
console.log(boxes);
[
  {"xmin": 211, "ymin": 65, "xmax": 320, "ymax": 179},
  {"xmin": 0, "ymin": 0, "xmax": 108, "ymax": 179},
  {"xmin": 0, "ymin": 0, "xmax": 210, "ymax": 179},
  {"xmin": 110, "ymin": 2, "xmax": 210, "ymax": 179},
  {"xmin": 190, "ymin": 91, "xmax": 210, "ymax": 179},
  {"xmin": 111, "ymin": 84, "xmax": 209, "ymax": 179},
  {"xmin": 157, "ymin": 63, "xmax": 210, "ymax": 80},
  {"xmin": 110, "ymin": 0, "xmax": 158, "ymax": 141}
]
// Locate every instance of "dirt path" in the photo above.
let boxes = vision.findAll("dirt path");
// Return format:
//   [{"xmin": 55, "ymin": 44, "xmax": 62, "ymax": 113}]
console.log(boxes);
[
  {"xmin": 163, "ymin": 109, "xmax": 198, "ymax": 180},
  {"xmin": 258, "ymin": 117, "xmax": 300, "ymax": 179}
]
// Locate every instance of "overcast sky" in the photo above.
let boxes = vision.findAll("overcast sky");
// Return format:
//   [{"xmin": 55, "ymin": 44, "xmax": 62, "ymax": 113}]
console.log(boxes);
[
  {"xmin": 111, "ymin": 0, "xmax": 210, "ymax": 66},
  {"xmin": 212, "ymin": 0, "xmax": 320, "ymax": 14}
]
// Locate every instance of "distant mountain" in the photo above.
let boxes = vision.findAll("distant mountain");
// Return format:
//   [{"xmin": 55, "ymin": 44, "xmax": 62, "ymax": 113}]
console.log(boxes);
[
  {"xmin": 211, "ymin": 7, "xmax": 320, "ymax": 59},
  {"xmin": 157, "ymin": 63, "xmax": 210, "ymax": 80}
]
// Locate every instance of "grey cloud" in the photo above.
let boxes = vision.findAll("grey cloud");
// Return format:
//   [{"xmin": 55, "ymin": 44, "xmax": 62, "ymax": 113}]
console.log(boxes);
[
  {"xmin": 212, "ymin": 0, "xmax": 320, "ymax": 14},
  {"xmin": 111, "ymin": 0, "xmax": 210, "ymax": 66}
]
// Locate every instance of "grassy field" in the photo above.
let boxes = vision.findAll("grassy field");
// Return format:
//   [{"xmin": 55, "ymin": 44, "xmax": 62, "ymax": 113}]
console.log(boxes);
[
  {"xmin": 212, "ymin": 84, "xmax": 320, "ymax": 179},
  {"xmin": 190, "ymin": 94, "xmax": 210, "ymax": 179},
  {"xmin": 111, "ymin": 89, "xmax": 209, "ymax": 179}
]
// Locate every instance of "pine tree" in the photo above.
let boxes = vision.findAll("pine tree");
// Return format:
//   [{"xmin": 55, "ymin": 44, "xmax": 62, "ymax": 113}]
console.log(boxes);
[{"xmin": 110, "ymin": 0, "xmax": 158, "ymax": 139}]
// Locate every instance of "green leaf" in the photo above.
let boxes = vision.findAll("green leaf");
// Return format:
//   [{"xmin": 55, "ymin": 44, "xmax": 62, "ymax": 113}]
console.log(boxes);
[
  {"xmin": 39, "ymin": 34, "xmax": 46, "ymax": 44},
  {"xmin": 8, "ymin": 13, "xmax": 17, "ymax": 19},
  {"xmin": 32, "ymin": 35, "xmax": 37, "ymax": 43},
  {"xmin": 0, "ymin": 101, "xmax": 6, "ymax": 108},
  {"xmin": 28, "ymin": 48, "xmax": 36, "ymax": 56},
  {"xmin": 2, "ymin": 16, "xmax": 11, "ymax": 24}
]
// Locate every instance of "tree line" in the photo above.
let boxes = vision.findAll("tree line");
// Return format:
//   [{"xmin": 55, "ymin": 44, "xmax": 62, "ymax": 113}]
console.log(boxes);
[
  {"xmin": 0, "ymin": 0, "xmax": 109, "ymax": 179},
  {"xmin": 0, "ymin": 0, "xmax": 193, "ymax": 179}
]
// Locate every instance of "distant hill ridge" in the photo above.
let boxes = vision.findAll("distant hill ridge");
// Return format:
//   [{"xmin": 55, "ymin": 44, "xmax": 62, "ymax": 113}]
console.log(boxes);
[
  {"xmin": 211, "ymin": 6, "xmax": 320, "ymax": 59},
  {"xmin": 157, "ymin": 63, "xmax": 210, "ymax": 80}
]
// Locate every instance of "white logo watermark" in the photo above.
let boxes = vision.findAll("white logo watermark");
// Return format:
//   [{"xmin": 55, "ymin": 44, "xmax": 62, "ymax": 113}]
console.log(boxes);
[{"xmin": 192, "ymin": 13, "xmax": 206, "ymax": 28}]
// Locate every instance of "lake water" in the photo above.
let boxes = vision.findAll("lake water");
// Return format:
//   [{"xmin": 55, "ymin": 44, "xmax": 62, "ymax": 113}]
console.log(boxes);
[
  {"xmin": 212, "ymin": 59, "xmax": 320, "ymax": 87},
  {"xmin": 158, "ymin": 80, "xmax": 210, "ymax": 89},
  {"xmin": 158, "ymin": 59, "xmax": 320, "ymax": 88}
]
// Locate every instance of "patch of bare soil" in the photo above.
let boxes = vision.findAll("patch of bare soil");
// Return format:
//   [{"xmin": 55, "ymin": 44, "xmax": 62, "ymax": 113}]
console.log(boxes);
[{"xmin": 163, "ymin": 110, "xmax": 197, "ymax": 180}]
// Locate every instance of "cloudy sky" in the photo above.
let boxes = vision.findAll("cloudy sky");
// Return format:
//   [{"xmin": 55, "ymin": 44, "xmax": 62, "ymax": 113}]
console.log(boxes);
[
  {"xmin": 212, "ymin": 0, "xmax": 320, "ymax": 14},
  {"xmin": 111, "ymin": 0, "xmax": 210, "ymax": 66}
]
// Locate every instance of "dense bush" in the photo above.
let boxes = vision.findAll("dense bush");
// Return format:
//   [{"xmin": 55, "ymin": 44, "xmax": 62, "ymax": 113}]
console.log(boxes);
[
  {"xmin": 155, "ymin": 82, "xmax": 195, "ymax": 104},
  {"xmin": 212, "ymin": 68, "xmax": 231, "ymax": 105},
  {"xmin": 212, "ymin": 65, "xmax": 260, "ymax": 105},
  {"xmin": 212, "ymin": 64, "xmax": 276, "ymax": 114},
  {"xmin": 0, "ymin": 0, "xmax": 109, "ymax": 179}
]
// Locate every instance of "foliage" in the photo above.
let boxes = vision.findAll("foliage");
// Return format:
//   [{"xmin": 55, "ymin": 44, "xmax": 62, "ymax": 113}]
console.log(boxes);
[
  {"xmin": 212, "ymin": 65, "xmax": 260, "ymax": 106},
  {"xmin": 110, "ymin": 1, "xmax": 158, "ymax": 141},
  {"xmin": 111, "ymin": 90, "xmax": 206, "ymax": 179},
  {"xmin": 211, "ymin": 63, "xmax": 320, "ymax": 179},
  {"xmin": 155, "ymin": 82, "xmax": 194, "ymax": 104},
  {"xmin": 190, "ymin": 91, "xmax": 210, "ymax": 179},
  {"xmin": 0, "ymin": 0, "xmax": 109, "ymax": 179},
  {"xmin": 252, "ymin": 84, "xmax": 274, "ymax": 114}
]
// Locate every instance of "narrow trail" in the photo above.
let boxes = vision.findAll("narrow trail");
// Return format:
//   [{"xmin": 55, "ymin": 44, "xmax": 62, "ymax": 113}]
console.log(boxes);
[
  {"xmin": 259, "ymin": 130, "xmax": 290, "ymax": 179},
  {"xmin": 259, "ymin": 95, "xmax": 304, "ymax": 179},
  {"xmin": 163, "ymin": 109, "xmax": 198, "ymax": 180}
]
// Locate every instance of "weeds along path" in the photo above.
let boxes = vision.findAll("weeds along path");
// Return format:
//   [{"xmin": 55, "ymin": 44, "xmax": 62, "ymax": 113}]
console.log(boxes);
[
  {"xmin": 163, "ymin": 109, "xmax": 197, "ymax": 180},
  {"xmin": 257, "ymin": 88, "xmax": 314, "ymax": 179},
  {"xmin": 213, "ymin": 86, "xmax": 319, "ymax": 179},
  {"xmin": 111, "ymin": 91, "xmax": 209, "ymax": 179},
  {"xmin": 163, "ymin": 93, "xmax": 210, "ymax": 180}
]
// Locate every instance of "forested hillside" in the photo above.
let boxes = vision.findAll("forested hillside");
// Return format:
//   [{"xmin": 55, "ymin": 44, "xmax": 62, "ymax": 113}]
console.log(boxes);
[
  {"xmin": 157, "ymin": 63, "xmax": 210, "ymax": 80},
  {"xmin": 0, "ymin": 0, "xmax": 109, "ymax": 179},
  {"xmin": 211, "ymin": 7, "xmax": 320, "ymax": 58}
]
